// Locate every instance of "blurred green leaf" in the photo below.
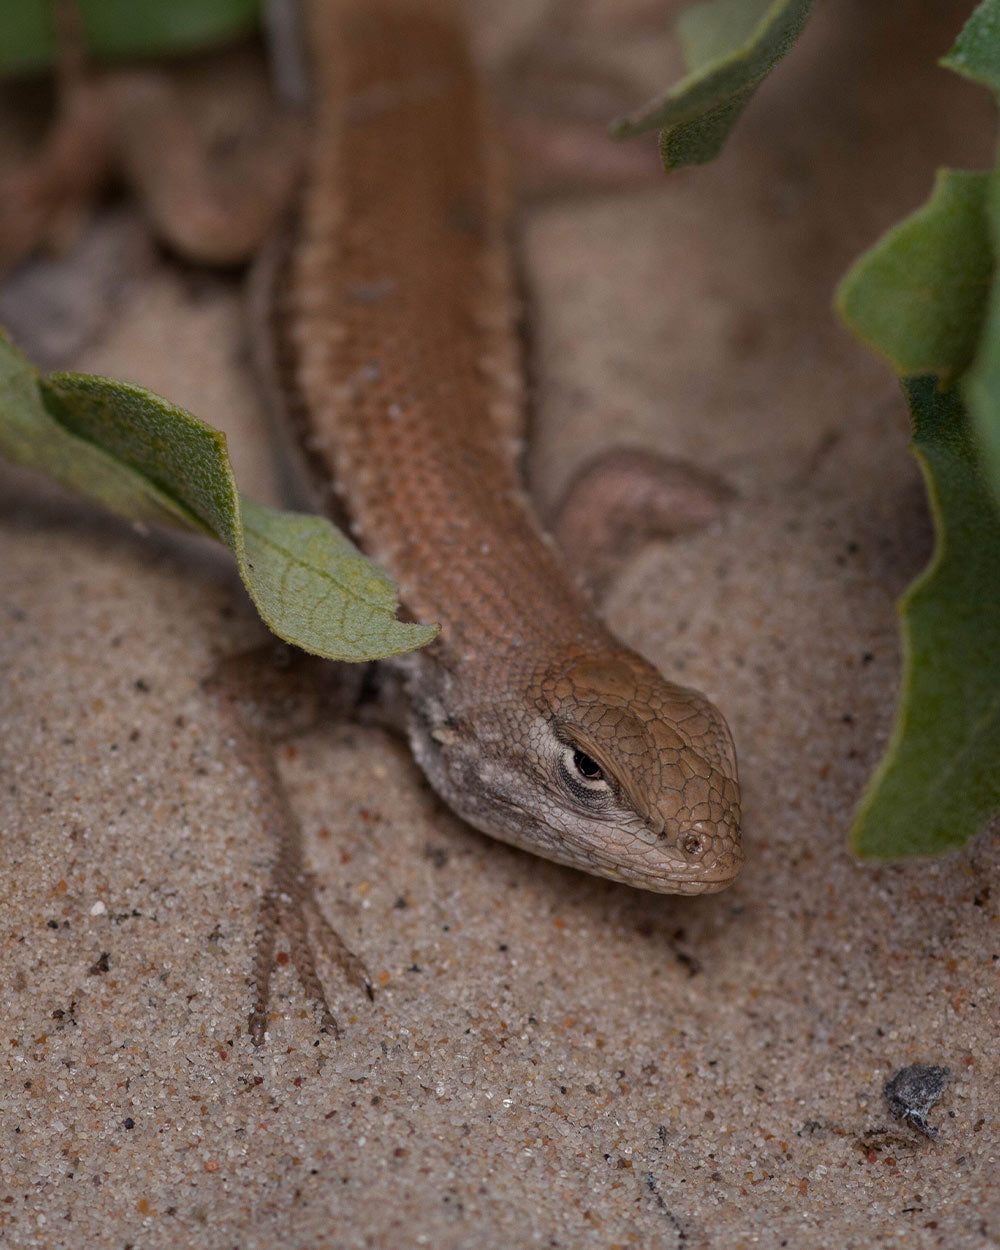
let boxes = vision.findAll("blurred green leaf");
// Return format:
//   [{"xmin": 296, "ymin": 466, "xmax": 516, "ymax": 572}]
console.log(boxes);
[
  {"xmin": 851, "ymin": 380, "xmax": 1000, "ymax": 857},
  {"xmin": 678, "ymin": 0, "xmax": 772, "ymax": 68},
  {"xmin": 836, "ymin": 85, "xmax": 1000, "ymax": 857},
  {"xmin": 0, "ymin": 0, "xmax": 53, "ymax": 76},
  {"xmin": 940, "ymin": 0, "xmax": 1000, "ymax": 92},
  {"xmin": 611, "ymin": 0, "xmax": 817, "ymax": 169},
  {"xmin": 940, "ymin": 0, "xmax": 1000, "ymax": 507},
  {"xmin": 0, "ymin": 334, "xmax": 437, "ymax": 661},
  {"xmin": 0, "ymin": 0, "xmax": 260, "ymax": 76},
  {"xmin": 962, "ymin": 171, "xmax": 1000, "ymax": 506},
  {"xmin": 835, "ymin": 169, "xmax": 994, "ymax": 384}
]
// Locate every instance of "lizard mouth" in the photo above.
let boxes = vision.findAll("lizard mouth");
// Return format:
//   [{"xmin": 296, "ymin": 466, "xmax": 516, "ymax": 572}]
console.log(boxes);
[
  {"xmin": 499, "ymin": 809, "xmax": 744, "ymax": 895},
  {"xmin": 422, "ymin": 744, "xmax": 743, "ymax": 896},
  {"xmin": 677, "ymin": 845, "xmax": 744, "ymax": 893},
  {"xmin": 600, "ymin": 843, "xmax": 744, "ymax": 894},
  {"xmin": 575, "ymin": 813, "xmax": 744, "ymax": 894}
]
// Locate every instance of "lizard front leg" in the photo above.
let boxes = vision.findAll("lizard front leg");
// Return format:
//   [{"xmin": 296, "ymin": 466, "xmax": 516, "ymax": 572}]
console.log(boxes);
[{"xmin": 548, "ymin": 448, "xmax": 735, "ymax": 599}]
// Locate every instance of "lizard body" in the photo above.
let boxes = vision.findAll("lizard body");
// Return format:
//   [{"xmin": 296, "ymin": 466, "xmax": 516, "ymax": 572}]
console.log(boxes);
[{"xmin": 274, "ymin": 0, "xmax": 742, "ymax": 894}]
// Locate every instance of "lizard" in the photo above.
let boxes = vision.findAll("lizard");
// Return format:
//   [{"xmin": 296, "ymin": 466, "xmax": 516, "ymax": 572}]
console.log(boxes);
[
  {"xmin": 266, "ymin": 0, "xmax": 743, "ymax": 896},
  {"xmin": 1, "ymin": 0, "xmax": 743, "ymax": 1037}
]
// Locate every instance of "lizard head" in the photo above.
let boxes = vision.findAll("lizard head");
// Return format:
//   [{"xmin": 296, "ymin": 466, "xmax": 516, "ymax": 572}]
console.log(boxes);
[
  {"xmin": 529, "ymin": 650, "xmax": 742, "ymax": 893},
  {"xmin": 407, "ymin": 645, "xmax": 742, "ymax": 895}
]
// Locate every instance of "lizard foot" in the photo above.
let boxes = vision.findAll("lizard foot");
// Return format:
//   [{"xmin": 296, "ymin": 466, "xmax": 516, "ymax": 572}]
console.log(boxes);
[
  {"xmin": 549, "ymin": 447, "xmax": 735, "ymax": 599},
  {"xmin": 249, "ymin": 851, "xmax": 373, "ymax": 1046},
  {"xmin": 0, "ymin": 0, "xmax": 302, "ymax": 276},
  {"xmin": 204, "ymin": 646, "xmax": 372, "ymax": 1046},
  {"xmin": 105, "ymin": 69, "xmax": 302, "ymax": 267}
]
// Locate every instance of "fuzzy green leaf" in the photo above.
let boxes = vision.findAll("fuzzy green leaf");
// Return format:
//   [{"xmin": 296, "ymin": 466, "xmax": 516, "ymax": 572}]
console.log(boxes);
[
  {"xmin": 835, "ymin": 169, "xmax": 994, "ymax": 384},
  {"xmin": 0, "ymin": 334, "xmax": 197, "ymax": 530},
  {"xmin": 0, "ymin": 334, "xmax": 437, "ymax": 661},
  {"xmin": 851, "ymin": 380, "xmax": 1000, "ymax": 858},
  {"xmin": 611, "ymin": 0, "xmax": 817, "ymax": 170}
]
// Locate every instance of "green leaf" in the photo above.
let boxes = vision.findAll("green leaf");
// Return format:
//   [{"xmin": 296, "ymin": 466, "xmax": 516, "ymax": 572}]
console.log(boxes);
[
  {"xmin": 0, "ymin": 0, "xmax": 56, "ymax": 77},
  {"xmin": 0, "ymin": 333, "xmax": 197, "ymax": 530},
  {"xmin": 962, "ymin": 170, "xmax": 1000, "ymax": 508},
  {"xmin": 678, "ymin": 0, "xmax": 774, "ymax": 68},
  {"xmin": 0, "ymin": 334, "xmax": 437, "ymax": 661},
  {"xmin": 0, "ymin": 0, "xmax": 260, "ymax": 77},
  {"xmin": 939, "ymin": 1, "xmax": 1000, "ymax": 510},
  {"xmin": 835, "ymin": 169, "xmax": 994, "ymax": 384},
  {"xmin": 939, "ymin": 0, "xmax": 1000, "ymax": 93},
  {"xmin": 836, "ymin": 153, "xmax": 1000, "ymax": 857},
  {"xmin": 611, "ymin": 0, "xmax": 818, "ymax": 170},
  {"xmin": 851, "ymin": 380, "xmax": 1000, "ymax": 858}
]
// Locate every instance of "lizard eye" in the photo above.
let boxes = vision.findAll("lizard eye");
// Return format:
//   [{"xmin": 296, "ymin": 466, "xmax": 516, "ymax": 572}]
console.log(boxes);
[
  {"xmin": 557, "ymin": 744, "xmax": 611, "ymax": 797},
  {"xmin": 572, "ymin": 750, "xmax": 604, "ymax": 781}
]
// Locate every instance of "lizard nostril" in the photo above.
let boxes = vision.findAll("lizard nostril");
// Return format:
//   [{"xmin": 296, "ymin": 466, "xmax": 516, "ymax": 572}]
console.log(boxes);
[{"xmin": 682, "ymin": 834, "xmax": 704, "ymax": 856}]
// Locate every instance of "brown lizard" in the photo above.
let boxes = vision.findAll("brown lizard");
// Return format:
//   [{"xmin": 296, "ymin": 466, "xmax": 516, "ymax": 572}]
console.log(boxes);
[
  {"xmin": 1, "ymin": 0, "xmax": 742, "ymax": 1037},
  {"xmin": 267, "ymin": 0, "xmax": 743, "ymax": 896}
]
